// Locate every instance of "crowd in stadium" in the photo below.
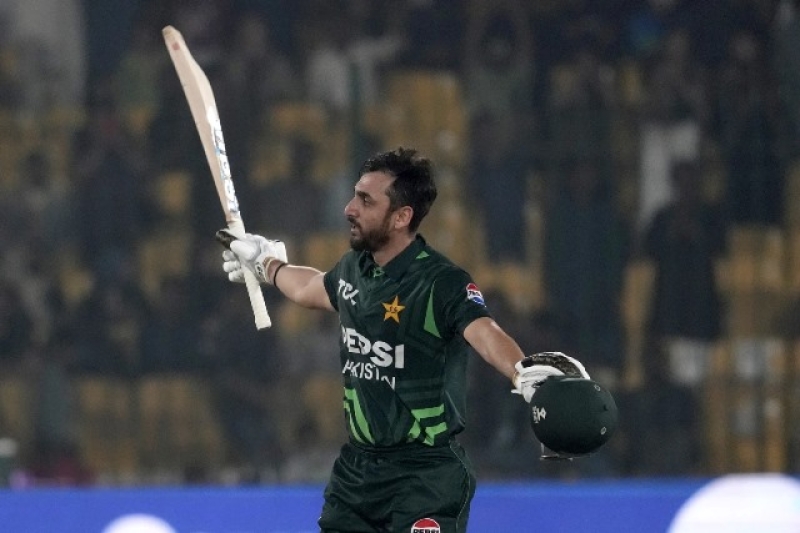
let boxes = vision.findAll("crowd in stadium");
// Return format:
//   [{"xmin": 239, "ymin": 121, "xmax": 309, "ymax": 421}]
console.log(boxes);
[{"xmin": 0, "ymin": 0, "xmax": 798, "ymax": 486}]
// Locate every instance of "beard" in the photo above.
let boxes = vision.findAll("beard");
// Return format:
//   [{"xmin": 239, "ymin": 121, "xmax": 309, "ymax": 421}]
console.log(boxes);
[{"xmin": 349, "ymin": 212, "xmax": 392, "ymax": 252}]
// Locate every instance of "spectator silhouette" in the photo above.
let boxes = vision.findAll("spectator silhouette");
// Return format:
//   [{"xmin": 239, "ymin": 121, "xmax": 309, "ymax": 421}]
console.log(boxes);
[
  {"xmin": 545, "ymin": 38, "xmax": 616, "ymax": 170},
  {"xmin": 140, "ymin": 277, "xmax": 200, "ymax": 374},
  {"xmin": 637, "ymin": 28, "xmax": 708, "ymax": 234},
  {"xmin": 716, "ymin": 30, "xmax": 785, "ymax": 226},
  {"xmin": 71, "ymin": 88, "xmax": 148, "ymax": 283},
  {"xmin": 29, "ymin": 327, "xmax": 92, "ymax": 487},
  {"xmin": 395, "ymin": 0, "xmax": 464, "ymax": 71},
  {"xmin": 0, "ymin": 280, "xmax": 35, "ymax": 372},
  {"xmin": 255, "ymin": 136, "xmax": 325, "ymax": 249},
  {"xmin": 72, "ymin": 279, "xmax": 148, "ymax": 377},
  {"xmin": 544, "ymin": 157, "xmax": 629, "ymax": 387},
  {"xmin": 463, "ymin": 0, "xmax": 534, "ymax": 264},
  {"xmin": 216, "ymin": 11, "xmax": 301, "ymax": 182},
  {"xmin": 641, "ymin": 158, "xmax": 726, "ymax": 474},
  {"xmin": 467, "ymin": 112, "xmax": 529, "ymax": 263},
  {"xmin": 775, "ymin": 0, "xmax": 800, "ymax": 157},
  {"xmin": 464, "ymin": 0, "xmax": 534, "ymax": 136},
  {"xmin": 197, "ymin": 288, "xmax": 284, "ymax": 482}
]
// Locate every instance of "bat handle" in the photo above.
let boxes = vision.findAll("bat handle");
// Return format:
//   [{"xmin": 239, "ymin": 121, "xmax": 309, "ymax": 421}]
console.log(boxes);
[
  {"xmin": 245, "ymin": 269, "xmax": 272, "ymax": 329},
  {"xmin": 226, "ymin": 219, "xmax": 272, "ymax": 329}
]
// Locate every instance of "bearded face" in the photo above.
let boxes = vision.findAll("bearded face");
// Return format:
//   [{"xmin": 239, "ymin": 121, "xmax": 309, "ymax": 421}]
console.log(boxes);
[{"xmin": 348, "ymin": 208, "xmax": 394, "ymax": 252}]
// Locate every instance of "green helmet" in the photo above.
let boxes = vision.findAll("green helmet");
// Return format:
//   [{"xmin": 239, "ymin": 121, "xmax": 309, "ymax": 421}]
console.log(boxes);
[{"xmin": 529, "ymin": 376, "xmax": 618, "ymax": 459}]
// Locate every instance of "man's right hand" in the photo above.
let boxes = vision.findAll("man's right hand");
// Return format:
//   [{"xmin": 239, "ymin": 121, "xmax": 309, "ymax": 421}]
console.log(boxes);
[{"xmin": 218, "ymin": 230, "xmax": 288, "ymax": 285}]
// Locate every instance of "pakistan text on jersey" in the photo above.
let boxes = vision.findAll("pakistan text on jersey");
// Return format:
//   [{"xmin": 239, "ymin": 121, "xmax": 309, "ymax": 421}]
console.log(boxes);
[{"xmin": 342, "ymin": 360, "xmax": 396, "ymax": 389}]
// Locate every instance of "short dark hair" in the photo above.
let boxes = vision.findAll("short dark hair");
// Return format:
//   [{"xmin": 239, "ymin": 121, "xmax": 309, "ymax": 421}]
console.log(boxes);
[{"xmin": 359, "ymin": 147, "xmax": 437, "ymax": 232}]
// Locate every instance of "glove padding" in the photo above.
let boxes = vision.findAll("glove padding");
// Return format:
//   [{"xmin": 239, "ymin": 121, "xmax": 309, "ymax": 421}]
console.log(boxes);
[
  {"xmin": 219, "ymin": 230, "xmax": 288, "ymax": 285},
  {"xmin": 512, "ymin": 352, "xmax": 589, "ymax": 403}
]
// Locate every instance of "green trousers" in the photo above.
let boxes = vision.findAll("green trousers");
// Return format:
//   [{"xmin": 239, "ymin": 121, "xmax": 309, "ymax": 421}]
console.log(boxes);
[{"xmin": 319, "ymin": 440, "xmax": 476, "ymax": 533}]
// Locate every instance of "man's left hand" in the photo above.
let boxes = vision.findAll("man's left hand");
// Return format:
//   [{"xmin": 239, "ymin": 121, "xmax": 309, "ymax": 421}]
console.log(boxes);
[{"xmin": 512, "ymin": 352, "xmax": 590, "ymax": 403}]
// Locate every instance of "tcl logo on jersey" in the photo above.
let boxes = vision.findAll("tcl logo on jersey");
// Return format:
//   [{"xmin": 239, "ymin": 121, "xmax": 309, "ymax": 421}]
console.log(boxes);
[
  {"xmin": 337, "ymin": 279, "xmax": 359, "ymax": 306},
  {"xmin": 342, "ymin": 327, "xmax": 405, "ymax": 368},
  {"xmin": 411, "ymin": 517, "xmax": 441, "ymax": 533},
  {"xmin": 465, "ymin": 282, "xmax": 485, "ymax": 306}
]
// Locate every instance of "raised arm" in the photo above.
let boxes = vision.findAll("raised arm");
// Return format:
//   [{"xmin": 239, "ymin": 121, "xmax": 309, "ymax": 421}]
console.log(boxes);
[
  {"xmin": 267, "ymin": 263, "xmax": 333, "ymax": 311},
  {"xmin": 464, "ymin": 316, "xmax": 589, "ymax": 403},
  {"xmin": 220, "ymin": 230, "xmax": 334, "ymax": 311}
]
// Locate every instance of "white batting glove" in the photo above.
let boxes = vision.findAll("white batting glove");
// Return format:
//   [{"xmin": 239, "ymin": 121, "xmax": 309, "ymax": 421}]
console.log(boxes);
[
  {"xmin": 222, "ymin": 233, "xmax": 288, "ymax": 285},
  {"xmin": 222, "ymin": 249, "xmax": 246, "ymax": 284},
  {"xmin": 512, "ymin": 352, "xmax": 590, "ymax": 403}
]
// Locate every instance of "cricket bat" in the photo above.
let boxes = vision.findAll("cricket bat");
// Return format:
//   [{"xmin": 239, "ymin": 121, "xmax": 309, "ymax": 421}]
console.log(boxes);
[{"xmin": 162, "ymin": 25, "xmax": 271, "ymax": 329}]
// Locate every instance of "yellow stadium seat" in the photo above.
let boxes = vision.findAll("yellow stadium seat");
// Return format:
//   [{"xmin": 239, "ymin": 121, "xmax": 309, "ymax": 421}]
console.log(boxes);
[
  {"xmin": 621, "ymin": 260, "xmax": 655, "ymax": 331},
  {"xmin": 726, "ymin": 225, "xmax": 785, "ymax": 292},
  {"xmin": 137, "ymin": 375, "xmax": 225, "ymax": 473},
  {"xmin": 124, "ymin": 104, "xmax": 155, "ymax": 142},
  {"xmin": 495, "ymin": 262, "xmax": 539, "ymax": 315},
  {"xmin": 260, "ymin": 103, "xmax": 349, "ymax": 184},
  {"xmin": 785, "ymin": 159, "xmax": 800, "ymax": 228},
  {"xmin": 703, "ymin": 339, "xmax": 789, "ymax": 473},
  {"xmin": 75, "ymin": 377, "xmax": 137, "ymax": 478},
  {"xmin": 620, "ymin": 260, "xmax": 656, "ymax": 390},
  {"xmin": 302, "ymin": 376, "xmax": 346, "ymax": 447},
  {"xmin": 57, "ymin": 252, "xmax": 95, "ymax": 310},
  {"xmin": 154, "ymin": 171, "xmax": 191, "ymax": 217},
  {"xmin": 137, "ymin": 230, "xmax": 193, "ymax": 300},
  {"xmin": 383, "ymin": 71, "xmax": 466, "ymax": 169},
  {"xmin": 617, "ymin": 60, "xmax": 644, "ymax": 108},
  {"xmin": 303, "ymin": 231, "xmax": 350, "ymax": 269},
  {"xmin": 269, "ymin": 103, "xmax": 328, "ymax": 140},
  {"xmin": 44, "ymin": 106, "xmax": 85, "ymax": 136},
  {"xmin": 704, "ymin": 342, "xmax": 731, "ymax": 474},
  {"xmin": 786, "ymin": 230, "xmax": 800, "ymax": 292},
  {"xmin": 0, "ymin": 375, "xmax": 34, "ymax": 450}
]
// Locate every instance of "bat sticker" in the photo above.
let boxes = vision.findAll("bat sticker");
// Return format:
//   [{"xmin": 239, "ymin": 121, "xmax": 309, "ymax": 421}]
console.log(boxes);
[{"xmin": 206, "ymin": 106, "xmax": 240, "ymax": 216}]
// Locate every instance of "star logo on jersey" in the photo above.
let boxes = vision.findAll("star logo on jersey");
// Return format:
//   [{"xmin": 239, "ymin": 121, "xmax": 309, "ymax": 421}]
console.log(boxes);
[{"xmin": 382, "ymin": 295, "xmax": 405, "ymax": 323}]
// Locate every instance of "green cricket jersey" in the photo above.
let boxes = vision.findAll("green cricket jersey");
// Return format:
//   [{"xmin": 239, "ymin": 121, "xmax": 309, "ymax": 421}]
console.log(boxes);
[{"xmin": 323, "ymin": 235, "xmax": 492, "ymax": 448}]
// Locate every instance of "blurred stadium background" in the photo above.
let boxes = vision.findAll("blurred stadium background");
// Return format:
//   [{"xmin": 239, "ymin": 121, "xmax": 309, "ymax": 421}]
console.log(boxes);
[{"xmin": 1, "ymin": 0, "xmax": 800, "ymax": 529}]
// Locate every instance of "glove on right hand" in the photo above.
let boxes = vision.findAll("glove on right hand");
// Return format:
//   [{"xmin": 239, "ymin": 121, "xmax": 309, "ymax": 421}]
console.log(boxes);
[{"xmin": 219, "ymin": 231, "xmax": 287, "ymax": 285}]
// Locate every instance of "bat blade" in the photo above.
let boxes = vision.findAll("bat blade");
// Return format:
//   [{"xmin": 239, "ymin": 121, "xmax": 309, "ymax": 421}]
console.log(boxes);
[{"xmin": 162, "ymin": 25, "xmax": 271, "ymax": 329}]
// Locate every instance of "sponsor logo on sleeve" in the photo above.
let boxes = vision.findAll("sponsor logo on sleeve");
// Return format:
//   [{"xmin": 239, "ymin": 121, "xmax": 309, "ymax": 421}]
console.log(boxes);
[{"xmin": 466, "ymin": 282, "xmax": 485, "ymax": 306}]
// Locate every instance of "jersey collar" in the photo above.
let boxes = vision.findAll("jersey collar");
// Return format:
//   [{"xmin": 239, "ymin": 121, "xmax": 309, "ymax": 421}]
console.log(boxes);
[{"xmin": 359, "ymin": 235, "xmax": 427, "ymax": 280}]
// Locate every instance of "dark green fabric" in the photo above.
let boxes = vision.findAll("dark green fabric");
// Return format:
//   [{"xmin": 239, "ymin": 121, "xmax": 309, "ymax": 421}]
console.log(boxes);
[
  {"xmin": 319, "ymin": 440, "xmax": 476, "ymax": 533},
  {"xmin": 323, "ymin": 236, "xmax": 491, "ymax": 448}
]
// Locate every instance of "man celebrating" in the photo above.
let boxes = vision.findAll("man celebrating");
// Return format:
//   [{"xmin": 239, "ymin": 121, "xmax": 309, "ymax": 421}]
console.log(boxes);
[{"xmin": 221, "ymin": 147, "xmax": 589, "ymax": 532}]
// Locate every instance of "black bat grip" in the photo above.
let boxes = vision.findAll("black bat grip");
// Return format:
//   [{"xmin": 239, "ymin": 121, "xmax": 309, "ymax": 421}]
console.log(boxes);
[{"xmin": 215, "ymin": 229, "xmax": 236, "ymax": 249}]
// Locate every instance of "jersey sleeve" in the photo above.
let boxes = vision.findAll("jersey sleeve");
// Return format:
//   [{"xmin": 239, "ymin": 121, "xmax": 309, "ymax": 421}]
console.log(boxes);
[
  {"xmin": 323, "ymin": 262, "xmax": 342, "ymax": 311},
  {"xmin": 432, "ymin": 269, "xmax": 492, "ymax": 338}
]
